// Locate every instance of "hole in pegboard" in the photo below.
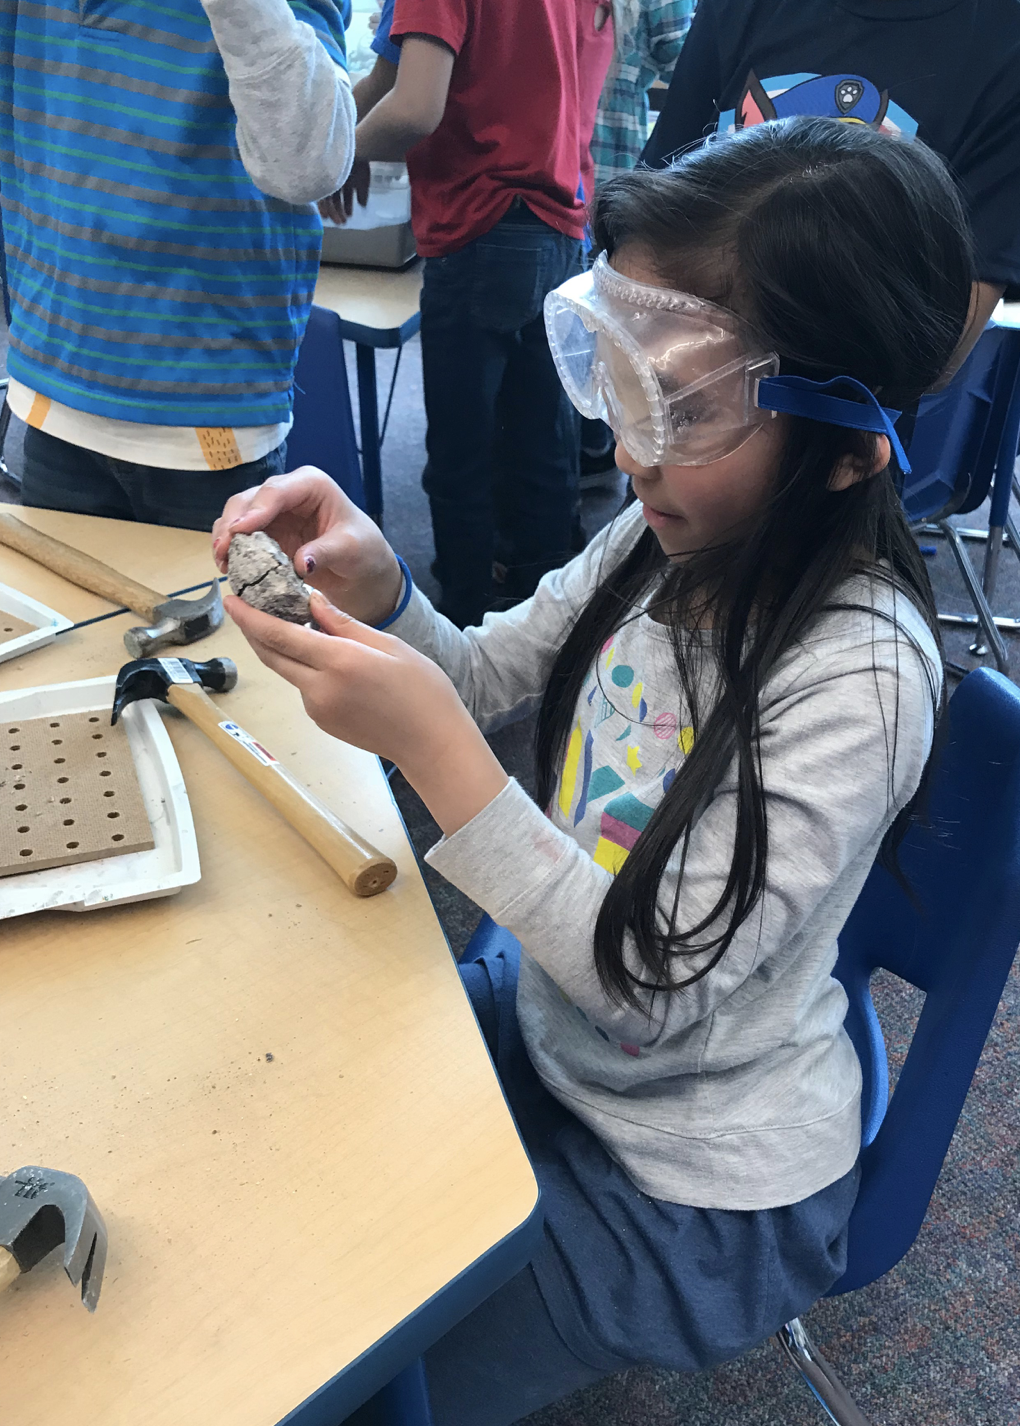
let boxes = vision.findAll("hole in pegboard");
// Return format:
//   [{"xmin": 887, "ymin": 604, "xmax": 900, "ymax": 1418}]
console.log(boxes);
[{"xmin": 1, "ymin": 709, "xmax": 154, "ymax": 876}]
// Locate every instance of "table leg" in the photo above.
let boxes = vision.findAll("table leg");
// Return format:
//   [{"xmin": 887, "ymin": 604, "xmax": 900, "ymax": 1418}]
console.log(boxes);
[{"xmin": 356, "ymin": 343, "xmax": 384, "ymax": 524}]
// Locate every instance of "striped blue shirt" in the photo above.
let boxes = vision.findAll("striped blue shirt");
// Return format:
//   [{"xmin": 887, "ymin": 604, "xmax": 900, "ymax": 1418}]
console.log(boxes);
[{"xmin": 0, "ymin": 0, "xmax": 348, "ymax": 426}]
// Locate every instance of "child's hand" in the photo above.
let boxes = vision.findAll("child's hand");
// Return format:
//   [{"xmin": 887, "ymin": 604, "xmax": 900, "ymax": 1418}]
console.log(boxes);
[
  {"xmin": 227, "ymin": 589, "xmax": 509, "ymax": 836},
  {"xmin": 211, "ymin": 468, "xmax": 403, "ymax": 628}
]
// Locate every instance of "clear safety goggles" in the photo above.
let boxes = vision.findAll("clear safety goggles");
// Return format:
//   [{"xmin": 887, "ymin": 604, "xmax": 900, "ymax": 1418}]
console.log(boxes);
[
  {"xmin": 544, "ymin": 253, "xmax": 781, "ymax": 467},
  {"xmin": 544, "ymin": 254, "xmax": 912, "ymax": 473}
]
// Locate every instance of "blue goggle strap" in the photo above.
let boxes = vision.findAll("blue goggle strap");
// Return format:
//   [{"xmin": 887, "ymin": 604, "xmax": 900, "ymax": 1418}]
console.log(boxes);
[{"xmin": 756, "ymin": 374, "xmax": 911, "ymax": 475}]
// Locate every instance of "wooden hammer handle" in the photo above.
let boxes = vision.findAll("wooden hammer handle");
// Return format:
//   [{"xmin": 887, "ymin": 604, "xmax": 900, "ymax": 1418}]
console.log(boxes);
[
  {"xmin": 167, "ymin": 682, "xmax": 397, "ymax": 897},
  {"xmin": 0, "ymin": 1247, "xmax": 20, "ymax": 1293},
  {"xmin": 0, "ymin": 513, "xmax": 165, "ymax": 621}
]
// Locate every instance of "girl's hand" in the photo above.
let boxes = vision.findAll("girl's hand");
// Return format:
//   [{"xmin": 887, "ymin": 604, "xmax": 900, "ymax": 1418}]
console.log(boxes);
[
  {"xmin": 211, "ymin": 467, "xmax": 403, "ymax": 628},
  {"xmin": 227, "ymin": 589, "xmax": 509, "ymax": 836}
]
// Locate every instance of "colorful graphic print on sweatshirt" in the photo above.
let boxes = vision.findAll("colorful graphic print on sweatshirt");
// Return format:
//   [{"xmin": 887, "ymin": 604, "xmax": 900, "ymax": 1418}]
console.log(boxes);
[{"xmin": 554, "ymin": 628, "xmax": 696, "ymax": 874}]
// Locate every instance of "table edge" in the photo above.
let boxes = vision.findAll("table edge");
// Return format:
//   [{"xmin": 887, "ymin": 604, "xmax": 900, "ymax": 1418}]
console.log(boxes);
[{"xmin": 279, "ymin": 1189, "xmax": 544, "ymax": 1425}]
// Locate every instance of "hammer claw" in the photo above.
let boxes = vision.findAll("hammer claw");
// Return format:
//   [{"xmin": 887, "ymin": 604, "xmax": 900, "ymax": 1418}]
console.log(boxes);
[{"xmin": 0, "ymin": 1167, "xmax": 108, "ymax": 1309}]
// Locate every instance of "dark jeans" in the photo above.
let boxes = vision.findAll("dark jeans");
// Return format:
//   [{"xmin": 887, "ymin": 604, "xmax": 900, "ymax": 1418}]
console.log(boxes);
[
  {"xmin": 420, "ymin": 203, "xmax": 583, "ymax": 628},
  {"xmin": 20, "ymin": 425, "xmax": 287, "ymax": 531}
]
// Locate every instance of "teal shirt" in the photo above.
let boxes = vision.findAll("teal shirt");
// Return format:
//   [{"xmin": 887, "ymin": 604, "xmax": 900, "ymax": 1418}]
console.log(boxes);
[
  {"xmin": 592, "ymin": 0, "xmax": 695, "ymax": 187},
  {"xmin": 0, "ymin": 0, "xmax": 348, "ymax": 426}
]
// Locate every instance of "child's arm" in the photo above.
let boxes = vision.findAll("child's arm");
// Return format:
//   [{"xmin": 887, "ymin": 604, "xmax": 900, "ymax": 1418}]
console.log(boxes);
[
  {"xmin": 353, "ymin": 35, "xmax": 454, "ymax": 161},
  {"xmin": 202, "ymin": 0, "xmax": 356, "ymax": 204},
  {"xmin": 426, "ymin": 610, "xmax": 940, "ymax": 1046},
  {"xmin": 213, "ymin": 469, "xmax": 641, "ymax": 734}
]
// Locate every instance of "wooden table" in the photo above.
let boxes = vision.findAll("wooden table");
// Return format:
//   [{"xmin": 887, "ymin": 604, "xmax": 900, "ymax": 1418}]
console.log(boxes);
[
  {"xmin": 313, "ymin": 264, "xmax": 423, "ymax": 524},
  {"xmin": 0, "ymin": 509, "xmax": 539, "ymax": 1426}
]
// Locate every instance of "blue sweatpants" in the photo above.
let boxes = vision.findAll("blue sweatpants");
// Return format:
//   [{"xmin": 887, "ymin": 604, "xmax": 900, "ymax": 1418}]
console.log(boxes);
[{"xmin": 423, "ymin": 933, "xmax": 860, "ymax": 1426}]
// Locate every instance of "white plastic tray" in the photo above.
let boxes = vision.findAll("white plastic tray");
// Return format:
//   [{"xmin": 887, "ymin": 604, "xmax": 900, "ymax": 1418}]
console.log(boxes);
[
  {"xmin": 0, "ymin": 676, "xmax": 200, "ymax": 918},
  {"xmin": 0, "ymin": 581, "xmax": 74, "ymax": 664}
]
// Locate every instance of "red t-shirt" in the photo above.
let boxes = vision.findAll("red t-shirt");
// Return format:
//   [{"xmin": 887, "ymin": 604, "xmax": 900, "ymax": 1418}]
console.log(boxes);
[{"xmin": 390, "ymin": 0, "xmax": 614, "ymax": 257}]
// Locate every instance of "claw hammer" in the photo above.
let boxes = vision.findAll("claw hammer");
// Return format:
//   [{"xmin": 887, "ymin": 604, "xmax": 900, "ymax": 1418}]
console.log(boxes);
[{"xmin": 112, "ymin": 655, "xmax": 398, "ymax": 897}]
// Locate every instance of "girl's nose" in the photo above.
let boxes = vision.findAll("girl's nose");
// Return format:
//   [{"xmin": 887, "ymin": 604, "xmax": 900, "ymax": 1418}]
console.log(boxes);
[{"xmin": 612, "ymin": 442, "xmax": 657, "ymax": 481}]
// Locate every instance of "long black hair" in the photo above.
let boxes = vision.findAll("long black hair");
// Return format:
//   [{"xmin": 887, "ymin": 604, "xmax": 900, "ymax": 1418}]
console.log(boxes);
[{"xmin": 535, "ymin": 117, "xmax": 974, "ymax": 1008}]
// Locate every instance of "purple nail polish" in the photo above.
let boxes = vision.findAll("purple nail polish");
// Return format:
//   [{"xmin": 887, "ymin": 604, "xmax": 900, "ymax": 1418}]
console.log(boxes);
[{"xmin": 304, "ymin": 552, "xmax": 316, "ymax": 573}]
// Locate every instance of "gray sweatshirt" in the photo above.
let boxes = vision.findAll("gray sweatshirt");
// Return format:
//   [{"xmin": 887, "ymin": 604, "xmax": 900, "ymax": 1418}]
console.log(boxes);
[
  {"xmin": 202, "ymin": 0, "xmax": 356, "ymax": 205},
  {"xmin": 390, "ymin": 503, "xmax": 941, "ymax": 1210}
]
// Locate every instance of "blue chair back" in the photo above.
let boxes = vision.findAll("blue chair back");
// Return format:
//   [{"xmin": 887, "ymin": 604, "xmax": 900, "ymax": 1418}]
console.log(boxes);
[
  {"xmin": 829, "ymin": 668, "xmax": 1020, "ymax": 1294},
  {"xmin": 288, "ymin": 304, "xmax": 365, "ymax": 510},
  {"xmin": 900, "ymin": 325, "xmax": 1013, "ymax": 523}
]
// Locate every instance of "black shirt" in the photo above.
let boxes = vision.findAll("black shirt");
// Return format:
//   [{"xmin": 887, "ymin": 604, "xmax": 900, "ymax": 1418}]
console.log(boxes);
[{"xmin": 643, "ymin": 0, "xmax": 1020, "ymax": 296}]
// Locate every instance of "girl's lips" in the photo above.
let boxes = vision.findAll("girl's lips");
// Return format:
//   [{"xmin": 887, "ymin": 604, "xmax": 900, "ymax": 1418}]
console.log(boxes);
[{"xmin": 641, "ymin": 502, "xmax": 683, "ymax": 530}]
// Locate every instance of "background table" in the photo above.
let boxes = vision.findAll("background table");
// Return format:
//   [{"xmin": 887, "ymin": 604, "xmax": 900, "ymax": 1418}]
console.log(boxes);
[
  {"xmin": 314, "ymin": 265, "xmax": 423, "ymax": 524},
  {"xmin": 0, "ymin": 508, "xmax": 539, "ymax": 1426}
]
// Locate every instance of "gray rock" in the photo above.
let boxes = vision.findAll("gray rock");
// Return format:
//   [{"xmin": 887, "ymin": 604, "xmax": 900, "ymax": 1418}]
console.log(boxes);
[{"xmin": 227, "ymin": 531, "xmax": 312, "ymax": 624}]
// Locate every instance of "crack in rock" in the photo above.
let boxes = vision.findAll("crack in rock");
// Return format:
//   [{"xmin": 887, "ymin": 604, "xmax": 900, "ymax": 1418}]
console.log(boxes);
[{"xmin": 227, "ymin": 531, "xmax": 312, "ymax": 625}]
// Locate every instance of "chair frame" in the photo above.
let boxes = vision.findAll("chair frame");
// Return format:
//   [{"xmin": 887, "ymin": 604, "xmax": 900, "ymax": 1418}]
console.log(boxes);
[
  {"xmin": 910, "ymin": 326, "xmax": 1020, "ymax": 673},
  {"xmin": 774, "ymin": 668, "xmax": 1020, "ymax": 1424}
]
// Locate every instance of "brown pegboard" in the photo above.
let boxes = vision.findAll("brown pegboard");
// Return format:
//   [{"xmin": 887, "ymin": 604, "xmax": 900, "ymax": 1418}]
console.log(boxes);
[
  {"xmin": 0, "ymin": 710, "xmax": 154, "ymax": 877},
  {"xmin": 0, "ymin": 612, "xmax": 36, "ymax": 643}
]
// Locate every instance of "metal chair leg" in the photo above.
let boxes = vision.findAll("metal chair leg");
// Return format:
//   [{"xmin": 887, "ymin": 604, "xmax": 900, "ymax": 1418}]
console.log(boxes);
[
  {"xmin": 775, "ymin": 1318, "xmax": 875, "ymax": 1426},
  {"xmin": 937, "ymin": 518, "xmax": 1010, "ymax": 671},
  {"xmin": 0, "ymin": 388, "xmax": 10, "ymax": 479}
]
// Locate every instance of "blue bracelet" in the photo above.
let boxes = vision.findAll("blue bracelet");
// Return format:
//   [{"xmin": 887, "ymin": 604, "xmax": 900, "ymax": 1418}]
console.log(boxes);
[{"xmin": 374, "ymin": 554, "xmax": 413, "ymax": 630}]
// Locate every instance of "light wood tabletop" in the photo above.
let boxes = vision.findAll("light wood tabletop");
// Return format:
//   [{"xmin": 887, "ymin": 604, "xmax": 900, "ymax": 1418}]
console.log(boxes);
[
  {"xmin": 0, "ymin": 504, "xmax": 223, "ymax": 624},
  {"xmin": 0, "ymin": 516, "xmax": 538, "ymax": 1426},
  {"xmin": 314, "ymin": 263, "xmax": 423, "ymax": 340}
]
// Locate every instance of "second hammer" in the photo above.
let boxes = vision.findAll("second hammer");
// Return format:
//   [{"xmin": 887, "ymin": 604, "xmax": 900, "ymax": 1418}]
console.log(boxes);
[{"xmin": 112, "ymin": 655, "xmax": 398, "ymax": 898}]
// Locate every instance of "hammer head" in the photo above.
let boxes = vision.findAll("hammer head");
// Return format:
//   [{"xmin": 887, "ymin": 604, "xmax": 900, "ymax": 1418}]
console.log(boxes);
[
  {"xmin": 123, "ymin": 580, "xmax": 224, "ymax": 659},
  {"xmin": 0, "ymin": 1167, "xmax": 108, "ymax": 1310},
  {"xmin": 111, "ymin": 655, "xmax": 239, "ymax": 725}
]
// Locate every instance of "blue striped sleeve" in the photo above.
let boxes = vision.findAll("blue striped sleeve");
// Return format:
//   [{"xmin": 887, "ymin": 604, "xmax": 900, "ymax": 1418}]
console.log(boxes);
[{"xmin": 288, "ymin": 0, "xmax": 350, "ymax": 69}]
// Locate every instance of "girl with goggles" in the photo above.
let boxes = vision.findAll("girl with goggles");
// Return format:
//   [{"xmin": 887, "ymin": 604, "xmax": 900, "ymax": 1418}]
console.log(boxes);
[{"xmin": 222, "ymin": 116, "xmax": 972, "ymax": 1424}]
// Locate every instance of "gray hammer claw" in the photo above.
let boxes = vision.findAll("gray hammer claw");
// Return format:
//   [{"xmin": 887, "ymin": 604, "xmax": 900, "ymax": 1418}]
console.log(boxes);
[
  {"xmin": 0, "ymin": 1167, "xmax": 108, "ymax": 1310},
  {"xmin": 124, "ymin": 580, "xmax": 224, "ymax": 659}
]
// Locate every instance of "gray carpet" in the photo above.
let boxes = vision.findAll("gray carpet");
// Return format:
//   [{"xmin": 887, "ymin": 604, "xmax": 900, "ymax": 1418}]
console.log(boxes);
[{"xmin": 1, "ymin": 331, "xmax": 1018, "ymax": 1426}]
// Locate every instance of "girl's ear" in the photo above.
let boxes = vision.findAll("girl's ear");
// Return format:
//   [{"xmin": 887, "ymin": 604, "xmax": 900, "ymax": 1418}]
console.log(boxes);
[{"xmin": 828, "ymin": 434, "xmax": 892, "ymax": 491}]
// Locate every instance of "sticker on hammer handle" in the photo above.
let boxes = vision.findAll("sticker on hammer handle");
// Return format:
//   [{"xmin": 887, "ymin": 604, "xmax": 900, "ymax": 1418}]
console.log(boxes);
[
  {"xmin": 218, "ymin": 721, "xmax": 278, "ymax": 767},
  {"xmin": 159, "ymin": 657, "xmax": 193, "ymax": 684}
]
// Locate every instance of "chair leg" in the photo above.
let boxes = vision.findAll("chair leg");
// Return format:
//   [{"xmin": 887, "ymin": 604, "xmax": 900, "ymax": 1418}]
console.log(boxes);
[
  {"xmin": 775, "ymin": 1318, "xmax": 875, "ymax": 1426},
  {"xmin": 937, "ymin": 518, "xmax": 1010, "ymax": 671},
  {"xmin": 0, "ymin": 389, "xmax": 11, "ymax": 480}
]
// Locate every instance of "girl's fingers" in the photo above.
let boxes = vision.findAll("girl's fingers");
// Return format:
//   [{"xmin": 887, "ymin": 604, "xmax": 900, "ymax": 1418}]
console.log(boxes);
[
  {"xmin": 241, "ymin": 629, "xmax": 316, "ymax": 689},
  {"xmin": 306, "ymin": 591, "xmax": 397, "ymax": 652},
  {"xmin": 224, "ymin": 594, "xmax": 331, "ymax": 670}
]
